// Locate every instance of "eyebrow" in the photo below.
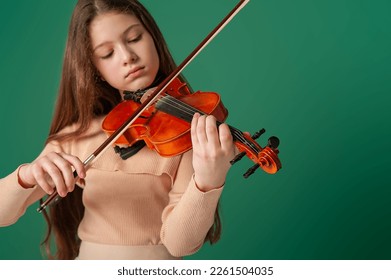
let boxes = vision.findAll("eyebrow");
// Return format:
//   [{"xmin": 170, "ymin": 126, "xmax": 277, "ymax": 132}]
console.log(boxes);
[{"xmin": 92, "ymin": 23, "xmax": 142, "ymax": 52}]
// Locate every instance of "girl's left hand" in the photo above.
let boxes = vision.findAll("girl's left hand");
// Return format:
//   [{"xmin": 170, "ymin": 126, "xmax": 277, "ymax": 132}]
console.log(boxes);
[{"xmin": 191, "ymin": 113, "xmax": 236, "ymax": 191}]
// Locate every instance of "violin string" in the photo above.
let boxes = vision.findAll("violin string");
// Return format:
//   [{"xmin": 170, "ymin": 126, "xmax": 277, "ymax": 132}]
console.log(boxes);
[
  {"xmin": 156, "ymin": 95, "xmax": 260, "ymax": 154},
  {"xmin": 158, "ymin": 96, "xmax": 253, "ymax": 148}
]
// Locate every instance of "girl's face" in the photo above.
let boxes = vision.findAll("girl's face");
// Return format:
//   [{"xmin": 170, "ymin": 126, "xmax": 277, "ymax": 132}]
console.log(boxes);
[{"xmin": 90, "ymin": 12, "xmax": 160, "ymax": 93}]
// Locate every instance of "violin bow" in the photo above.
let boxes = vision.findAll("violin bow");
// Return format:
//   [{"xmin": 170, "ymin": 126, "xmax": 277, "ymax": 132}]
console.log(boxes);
[{"xmin": 38, "ymin": 0, "xmax": 251, "ymax": 212}]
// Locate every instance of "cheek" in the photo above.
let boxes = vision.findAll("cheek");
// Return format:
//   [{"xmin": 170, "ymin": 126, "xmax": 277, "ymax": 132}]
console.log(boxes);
[
  {"xmin": 143, "ymin": 38, "xmax": 160, "ymax": 70},
  {"xmin": 147, "ymin": 46, "xmax": 160, "ymax": 72},
  {"xmin": 93, "ymin": 59, "xmax": 105, "ymax": 76},
  {"xmin": 96, "ymin": 61, "xmax": 117, "ymax": 80}
]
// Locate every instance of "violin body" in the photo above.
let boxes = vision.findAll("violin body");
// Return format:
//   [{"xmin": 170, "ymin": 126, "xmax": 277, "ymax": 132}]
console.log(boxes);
[
  {"xmin": 102, "ymin": 78, "xmax": 228, "ymax": 157},
  {"xmin": 102, "ymin": 78, "xmax": 281, "ymax": 176}
]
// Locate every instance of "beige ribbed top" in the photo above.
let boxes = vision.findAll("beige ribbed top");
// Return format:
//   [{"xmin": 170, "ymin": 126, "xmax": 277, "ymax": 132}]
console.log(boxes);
[{"xmin": 0, "ymin": 117, "xmax": 223, "ymax": 259}]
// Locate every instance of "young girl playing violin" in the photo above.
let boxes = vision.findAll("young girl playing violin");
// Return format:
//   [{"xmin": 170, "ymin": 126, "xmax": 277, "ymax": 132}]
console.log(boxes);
[{"xmin": 0, "ymin": 0, "xmax": 236, "ymax": 260}]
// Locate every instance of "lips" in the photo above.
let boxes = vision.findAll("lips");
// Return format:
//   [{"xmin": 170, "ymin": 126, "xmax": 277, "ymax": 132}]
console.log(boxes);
[{"xmin": 125, "ymin": 66, "xmax": 144, "ymax": 78}]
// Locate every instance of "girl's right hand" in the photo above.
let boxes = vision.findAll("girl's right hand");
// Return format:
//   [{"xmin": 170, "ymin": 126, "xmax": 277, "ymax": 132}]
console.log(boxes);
[{"xmin": 18, "ymin": 152, "xmax": 86, "ymax": 197}]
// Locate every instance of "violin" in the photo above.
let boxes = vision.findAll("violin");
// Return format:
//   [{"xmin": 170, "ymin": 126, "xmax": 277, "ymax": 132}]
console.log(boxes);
[
  {"xmin": 102, "ymin": 77, "xmax": 281, "ymax": 177},
  {"xmin": 37, "ymin": 0, "xmax": 281, "ymax": 213}
]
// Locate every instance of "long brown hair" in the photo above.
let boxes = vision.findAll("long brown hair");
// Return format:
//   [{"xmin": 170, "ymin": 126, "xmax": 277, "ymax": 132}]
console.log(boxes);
[{"xmin": 41, "ymin": 0, "xmax": 221, "ymax": 259}]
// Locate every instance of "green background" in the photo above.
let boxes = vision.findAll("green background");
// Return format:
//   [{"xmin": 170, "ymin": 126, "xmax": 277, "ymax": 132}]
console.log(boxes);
[{"xmin": 0, "ymin": 0, "xmax": 390, "ymax": 260}]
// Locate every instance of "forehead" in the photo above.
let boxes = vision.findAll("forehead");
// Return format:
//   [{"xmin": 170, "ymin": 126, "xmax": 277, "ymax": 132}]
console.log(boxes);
[{"xmin": 89, "ymin": 12, "xmax": 142, "ymax": 46}]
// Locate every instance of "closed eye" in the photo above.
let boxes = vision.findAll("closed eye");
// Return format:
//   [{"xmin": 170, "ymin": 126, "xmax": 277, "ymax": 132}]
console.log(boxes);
[
  {"xmin": 127, "ymin": 34, "xmax": 142, "ymax": 44},
  {"xmin": 101, "ymin": 51, "xmax": 113, "ymax": 59}
]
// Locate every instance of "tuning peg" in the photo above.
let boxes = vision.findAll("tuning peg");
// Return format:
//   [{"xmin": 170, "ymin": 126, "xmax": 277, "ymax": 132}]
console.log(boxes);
[
  {"xmin": 230, "ymin": 151, "xmax": 246, "ymax": 165},
  {"xmin": 251, "ymin": 128, "xmax": 266, "ymax": 140},
  {"xmin": 267, "ymin": 136, "xmax": 280, "ymax": 149},
  {"xmin": 243, "ymin": 163, "xmax": 260, "ymax": 178}
]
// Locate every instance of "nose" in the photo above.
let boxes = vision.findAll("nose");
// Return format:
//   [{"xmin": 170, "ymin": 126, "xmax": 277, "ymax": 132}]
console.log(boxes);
[{"xmin": 119, "ymin": 44, "xmax": 137, "ymax": 65}]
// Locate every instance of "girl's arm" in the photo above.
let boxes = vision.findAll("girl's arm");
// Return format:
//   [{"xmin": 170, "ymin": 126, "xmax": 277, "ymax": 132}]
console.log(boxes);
[
  {"xmin": 160, "ymin": 114, "xmax": 235, "ymax": 257},
  {"xmin": 0, "ymin": 165, "xmax": 47, "ymax": 226},
  {"xmin": 160, "ymin": 150, "xmax": 223, "ymax": 257},
  {"xmin": 0, "ymin": 140, "xmax": 85, "ymax": 226}
]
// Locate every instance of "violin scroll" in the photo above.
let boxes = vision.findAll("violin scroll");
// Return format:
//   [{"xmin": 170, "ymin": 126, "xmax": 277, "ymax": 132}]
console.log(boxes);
[{"xmin": 230, "ymin": 128, "xmax": 282, "ymax": 178}]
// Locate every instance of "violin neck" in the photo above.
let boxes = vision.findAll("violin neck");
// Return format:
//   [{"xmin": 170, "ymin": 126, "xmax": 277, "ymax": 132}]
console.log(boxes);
[{"xmin": 155, "ymin": 95, "xmax": 246, "ymax": 143}]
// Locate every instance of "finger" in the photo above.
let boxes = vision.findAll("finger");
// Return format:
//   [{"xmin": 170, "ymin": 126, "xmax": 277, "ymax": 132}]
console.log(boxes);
[
  {"xmin": 205, "ymin": 115, "xmax": 220, "ymax": 147},
  {"xmin": 195, "ymin": 114, "xmax": 208, "ymax": 144},
  {"xmin": 191, "ymin": 112, "xmax": 200, "ymax": 147},
  {"xmin": 61, "ymin": 153, "xmax": 86, "ymax": 179},
  {"xmin": 34, "ymin": 158, "xmax": 66, "ymax": 196},
  {"xmin": 219, "ymin": 123, "xmax": 234, "ymax": 152},
  {"xmin": 32, "ymin": 164, "xmax": 55, "ymax": 195},
  {"xmin": 51, "ymin": 153, "xmax": 77, "ymax": 193},
  {"xmin": 43, "ymin": 161, "xmax": 68, "ymax": 197},
  {"xmin": 58, "ymin": 153, "xmax": 86, "ymax": 193}
]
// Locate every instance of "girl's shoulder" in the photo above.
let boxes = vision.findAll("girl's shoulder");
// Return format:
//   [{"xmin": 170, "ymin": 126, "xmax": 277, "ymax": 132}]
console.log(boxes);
[
  {"xmin": 48, "ymin": 116, "xmax": 107, "ymax": 160},
  {"xmin": 55, "ymin": 116, "xmax": 105, "ymax": 138}
]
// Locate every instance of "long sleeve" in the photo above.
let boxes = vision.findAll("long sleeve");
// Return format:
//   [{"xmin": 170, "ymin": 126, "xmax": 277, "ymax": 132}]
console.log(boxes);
[
  {"xmin": 0, "ymin": 140, "xmax": 64, "ymax": 226},
  {"xmin": 160, "ymin": 150, "xmax": 224, "ymax": 257},
  {"xmin": 0, "ymin": 165, "xmax": 46, "ymax": 226}
]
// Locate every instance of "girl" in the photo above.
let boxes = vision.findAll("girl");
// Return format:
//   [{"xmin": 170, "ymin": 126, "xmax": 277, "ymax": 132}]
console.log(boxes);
[{"xmin": 0, "ymin": 0, "xmax": 235, "ymax": 259}]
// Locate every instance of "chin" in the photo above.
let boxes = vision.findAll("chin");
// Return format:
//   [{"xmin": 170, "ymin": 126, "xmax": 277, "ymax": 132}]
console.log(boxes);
[{"xmin": 128, "ymin": 78, "xmax": 155, "ymax": 91}]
